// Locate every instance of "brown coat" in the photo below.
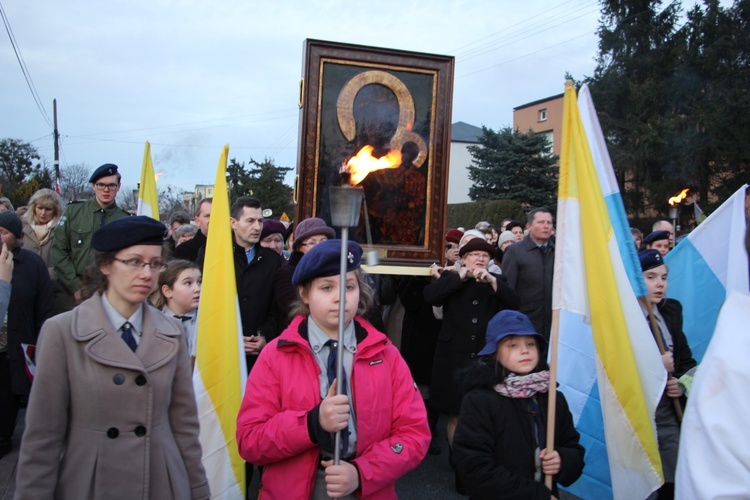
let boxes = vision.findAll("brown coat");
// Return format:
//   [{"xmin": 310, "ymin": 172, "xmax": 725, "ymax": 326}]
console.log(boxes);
[{"xmin": 14, "ymin": 294, "xmax": 209, "ymax": 500}]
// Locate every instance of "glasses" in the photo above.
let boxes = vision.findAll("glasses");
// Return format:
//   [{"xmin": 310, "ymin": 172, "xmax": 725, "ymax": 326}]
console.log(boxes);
[
  {"xmin": 113, "ymin": 257, "xmax": 163, "ymax": 271},
  {"xmin": 301, "ymin": 238, "xmax": 327, "ymax": 247},
  {"xmin": 94, "ymin": 182, "xmax": 119, "ymax": 191},
  {"xmin": 464, "ymin": 252, "xmax": 490, "ymax": 260}
]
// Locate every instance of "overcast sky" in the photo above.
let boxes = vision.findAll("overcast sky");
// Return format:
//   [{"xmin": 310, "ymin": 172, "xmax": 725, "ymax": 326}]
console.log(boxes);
[{"xmin": 2, "ymin": 0, "xmax": 607, "ymax": 194}]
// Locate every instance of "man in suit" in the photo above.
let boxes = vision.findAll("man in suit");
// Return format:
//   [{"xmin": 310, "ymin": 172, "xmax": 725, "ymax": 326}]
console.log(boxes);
[{"xmin": 501, "ymin": 207, "xmax": 555, "ymax": 340}]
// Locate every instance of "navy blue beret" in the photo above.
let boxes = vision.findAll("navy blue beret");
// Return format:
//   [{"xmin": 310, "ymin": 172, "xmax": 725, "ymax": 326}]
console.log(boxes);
[
  {"xmin": 92, "ymin": 216, "xmax": 166, "ymax": 252},
  {"xmin": 643, "ymin": 230, "xmax": 670, "ymax": 245},
  {"xmin": 292, "ymin": 239, "xmax": 362, "ymax": 286},
  {"xmin": 638, "ymin": 249, "xmax": 665, "ymax": 272},
  {"xmin": 89, "ymin": 163, "xmax": 119, "ymax": 183}
]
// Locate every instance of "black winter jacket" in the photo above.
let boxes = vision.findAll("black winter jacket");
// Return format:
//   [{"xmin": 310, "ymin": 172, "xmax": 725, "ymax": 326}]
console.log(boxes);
[{"xmin": 453, "ymin": 361, "xmax": 585, "ymax": 499}]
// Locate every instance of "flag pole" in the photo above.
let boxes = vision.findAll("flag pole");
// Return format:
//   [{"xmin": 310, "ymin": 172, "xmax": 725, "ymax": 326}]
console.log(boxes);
[
  {"xmin": 638, "ymin": 297, "xmax": 683, "ymax": 421},
  {"xmin": 544, "ymin": 309, "xmax": 560, "ymax": 490}
]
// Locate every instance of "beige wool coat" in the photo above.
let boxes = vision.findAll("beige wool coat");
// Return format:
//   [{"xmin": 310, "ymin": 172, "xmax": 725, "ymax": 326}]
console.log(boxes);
[{"xmin": 14, "ymin": 293, "xmax": 210, "ymax": 500}]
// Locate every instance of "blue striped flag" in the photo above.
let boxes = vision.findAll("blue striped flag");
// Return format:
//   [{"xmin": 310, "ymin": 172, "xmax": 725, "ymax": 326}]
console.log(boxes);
[{"xmin": 664, "ymin": 184, "xmax": 749, "ymax": 362}]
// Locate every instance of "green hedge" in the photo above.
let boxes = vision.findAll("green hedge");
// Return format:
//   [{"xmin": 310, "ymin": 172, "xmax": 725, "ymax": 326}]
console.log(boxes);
[{"xmin": 447, "ymin": 199, "xmax": 526, "ymax": 229}]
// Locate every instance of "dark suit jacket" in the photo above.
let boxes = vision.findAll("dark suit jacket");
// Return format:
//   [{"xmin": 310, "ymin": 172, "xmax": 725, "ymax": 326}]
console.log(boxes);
[
  {"xmin": 501, "ymin": 235, "xmax": 554, "ymax": 339},
  {"xmin": 172, "ymin": 229, "xmax": 207, "ymax": 263}
]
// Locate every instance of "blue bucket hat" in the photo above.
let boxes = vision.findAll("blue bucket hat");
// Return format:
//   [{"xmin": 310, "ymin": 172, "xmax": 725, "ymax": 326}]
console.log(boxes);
[{"xmin": 478, "ymin": 310, "xmax": 546, "ymax": 356}]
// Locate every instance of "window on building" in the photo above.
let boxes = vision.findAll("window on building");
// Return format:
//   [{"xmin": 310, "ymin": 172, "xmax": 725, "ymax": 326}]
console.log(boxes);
[{"xmin": 539, "ymin": 109, "xmax": 548, "ymax": 122}]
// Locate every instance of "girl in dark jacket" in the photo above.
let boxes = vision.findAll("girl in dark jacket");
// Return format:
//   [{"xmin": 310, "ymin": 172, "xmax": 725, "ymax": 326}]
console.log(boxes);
[
  {"xmin": 639, "ymin": 249, "xmax": 697, "ymax": 499},
  {"xmin": 453, "ymin": 310, "xmax": 584, "ymax": 499}
]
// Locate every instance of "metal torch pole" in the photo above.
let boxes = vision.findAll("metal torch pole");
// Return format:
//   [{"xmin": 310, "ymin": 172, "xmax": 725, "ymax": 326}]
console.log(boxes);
[
  {"xmin": 328, "ymin": 185, "xmax": 362, "ymax": 465},
  {"xmin": 334, "ymin": 227, "xmax": 348, "ymax": 465}
]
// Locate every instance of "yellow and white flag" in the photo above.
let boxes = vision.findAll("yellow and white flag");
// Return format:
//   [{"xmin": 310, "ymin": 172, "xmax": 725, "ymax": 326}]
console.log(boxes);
[
  {"xmin": 136, "ymin": 141, "xmax": 160, "ymax": 220},
  {"xmin": 554, "ymin": 82, "xmax": 666, "ymax": 499},
  {"xmin": 193, "ymin": 145, "xmax": 247, "ymax": 498}
]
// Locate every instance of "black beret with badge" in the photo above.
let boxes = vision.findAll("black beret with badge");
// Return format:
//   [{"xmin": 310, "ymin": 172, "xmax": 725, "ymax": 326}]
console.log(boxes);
[
  {"xmin": 91, "ymin": 216, "xmax": 166, "ymax": 252},
  {"xmin": 89, "ymin": 163, "xmax": 119, "ymax": 184},
  {"xmin": 638, "ymin": 249, "xmax": 665, "ymax": 271}
]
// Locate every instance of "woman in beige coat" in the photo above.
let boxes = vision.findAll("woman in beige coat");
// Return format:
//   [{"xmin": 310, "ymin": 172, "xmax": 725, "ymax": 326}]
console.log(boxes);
[
  {"xmin": 20, "ymin": 188, "xmax": 63, "ymax": 277},
  {"xmin": 14, "ymin": 216, "xmax": 209, "ymax": 500}
]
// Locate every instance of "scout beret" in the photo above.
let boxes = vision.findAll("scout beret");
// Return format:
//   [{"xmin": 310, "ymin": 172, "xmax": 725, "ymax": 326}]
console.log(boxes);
[
  {"xmin": 638, "ymin": 249, "xmax": 665, "ymax": 272},
  {"xmin": 643, "ymin": 230, "xmax": 670, "ymax": 245},
  {"xmin": 89, "ymin": 163, "xmax": 119, "ymax": 184},
  {"xmin": 91, "ymin": 215, "xmax": 166, "ymax": 252},
  {"xmin": 292, "ymin": 239, "xmax": 362, "ymax": 286},
  {"xmin": 260, "ymin": 219, "xmax": 287, "ymax": 240},
  {"xmin": 0, "ymin": 210, "xmax": 23, "ymax": 239},
  {"xmin": 478, "ymin": 310, "xmax": 546, "ymax": 356},
  {"xmin": 459, "ymin": 237, "xmax": 496, "ymax": 258}
]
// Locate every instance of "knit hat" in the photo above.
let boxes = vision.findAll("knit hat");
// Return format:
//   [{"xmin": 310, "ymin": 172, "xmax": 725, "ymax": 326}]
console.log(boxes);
[
  {"xmin": 293, "ymin": 217, "xmax": 335, "ymax": 250},
  {"xmin": 292, "ymin": 239, "xmax": 362, "ymax": 286},
  {"xmin": 0, "ymin": 210, "xmax": 23, "ymax": 239},
  {"xmin": 497, "ymin": 231, "xmax": 516, "ymax": 248}
]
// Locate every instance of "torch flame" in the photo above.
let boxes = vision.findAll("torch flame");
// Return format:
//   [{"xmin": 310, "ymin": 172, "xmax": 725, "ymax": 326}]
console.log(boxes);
[
  {"xmin": 155, "ymin": 170, "xmax": 166, "ymax": 182},
  {"xmin": 344, "ymin": 145, "xmax": 402, "ymax": 185},
  {"xmin": 668, "ymin": 188, "xmax": 689, "ymax": 206}
]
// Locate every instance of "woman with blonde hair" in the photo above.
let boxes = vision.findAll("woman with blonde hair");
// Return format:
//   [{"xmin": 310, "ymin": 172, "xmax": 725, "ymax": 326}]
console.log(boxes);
[{"xmin": 21, "ymin": 188, "xmax": 63, "ymax": 277}]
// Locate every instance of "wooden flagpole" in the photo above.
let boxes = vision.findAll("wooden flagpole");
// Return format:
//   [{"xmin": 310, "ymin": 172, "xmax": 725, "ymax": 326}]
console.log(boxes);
[{"xmin": 544, "ymin": 309, "xmax": 560, "ymax": 490}]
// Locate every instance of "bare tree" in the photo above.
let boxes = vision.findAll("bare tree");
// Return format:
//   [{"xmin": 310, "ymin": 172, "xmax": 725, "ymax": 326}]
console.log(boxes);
[
  {"xmin": 117, "ymin": 185, "xmax": 139, "ymax": 213},
  {"xmin": 59, "ymin": 163, "xmax": 93, "ymax": 202},
  {"xmin": 159, "ymin": 185, "xmax": 188, "ymax": 221}
]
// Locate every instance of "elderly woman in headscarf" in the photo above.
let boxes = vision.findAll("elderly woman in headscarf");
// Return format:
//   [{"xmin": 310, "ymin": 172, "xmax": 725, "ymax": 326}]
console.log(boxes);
[{"xmin": 21, "ymin": 188, "xmax": 64, "ymax": 278}]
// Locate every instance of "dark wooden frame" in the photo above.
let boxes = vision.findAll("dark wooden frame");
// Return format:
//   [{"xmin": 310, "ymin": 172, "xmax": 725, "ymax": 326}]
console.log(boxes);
[{"xmin": 295, "ymin": 39, "xmax": 454, "ymax": 265}]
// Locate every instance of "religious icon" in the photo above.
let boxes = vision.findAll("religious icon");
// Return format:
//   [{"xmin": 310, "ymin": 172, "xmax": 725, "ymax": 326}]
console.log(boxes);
[{"xmin": 296, "ymin": 40, "xmax": 454, "ymax": 264}]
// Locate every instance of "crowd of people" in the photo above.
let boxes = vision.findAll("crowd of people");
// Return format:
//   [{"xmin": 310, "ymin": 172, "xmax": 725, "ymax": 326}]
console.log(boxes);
[{"xmin": 0, "ymin": 162, "xmax": 743, "ymax": 499}]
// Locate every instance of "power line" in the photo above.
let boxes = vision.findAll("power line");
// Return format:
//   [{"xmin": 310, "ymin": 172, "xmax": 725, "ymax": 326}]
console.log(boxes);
[{"xmin": 0, "ymin": 0, "xmax": 53, "ymax": 129}]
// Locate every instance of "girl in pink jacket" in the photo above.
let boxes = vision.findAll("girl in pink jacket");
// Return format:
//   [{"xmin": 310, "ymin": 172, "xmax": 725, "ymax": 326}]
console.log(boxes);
[{"xmin": 236, "ymin": 239, "xmax": 430, "ymax": 499}]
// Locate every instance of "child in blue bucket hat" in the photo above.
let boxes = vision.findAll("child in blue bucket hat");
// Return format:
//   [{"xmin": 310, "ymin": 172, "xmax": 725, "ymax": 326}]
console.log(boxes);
[{"xmin": 452, "ymin": 309, "xmax": 585, "ymax": 499}]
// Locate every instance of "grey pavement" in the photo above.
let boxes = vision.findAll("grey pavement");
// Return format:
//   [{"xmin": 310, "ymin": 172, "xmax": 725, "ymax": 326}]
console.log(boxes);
[{"xmin": 3, "ymin": 411, "xmax": 580, "ymax": 499}]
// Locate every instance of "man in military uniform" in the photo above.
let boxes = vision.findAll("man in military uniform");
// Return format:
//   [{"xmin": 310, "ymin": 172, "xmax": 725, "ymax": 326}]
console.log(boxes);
[{"xmin": 51, "ymin": 163, "xmax": 131, "ymax": 312}]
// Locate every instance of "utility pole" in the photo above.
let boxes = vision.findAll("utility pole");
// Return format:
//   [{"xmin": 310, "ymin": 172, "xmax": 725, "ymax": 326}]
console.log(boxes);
[{"xmin": 53, "ymin": 98, "xmax": 61, "ymax": 193}]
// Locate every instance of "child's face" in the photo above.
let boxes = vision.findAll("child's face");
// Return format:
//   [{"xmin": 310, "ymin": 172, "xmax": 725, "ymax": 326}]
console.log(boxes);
[
  {"xmin": 643, "ymin": 264, "xmax": 668, "ymax": 304},
  {"xmin": 496, "ymin": 335, "xmax": 539, "ymax": 375},
  {"xmin": 162, "ymin": 268, "xmax": 201, "ymax": 315},
  {"xmin": 648, "ymin": 240, "xmax": 670, "ymax": 256},
  {"xmin": 300, "ymin": 271, "xmax": 359, "ymax": 339}
]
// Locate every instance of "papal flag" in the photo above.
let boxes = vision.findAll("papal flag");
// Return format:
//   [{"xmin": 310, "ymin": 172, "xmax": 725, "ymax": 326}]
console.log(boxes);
[
  {"xmin": 137, "ymin": 141, "xmax": 160, "ymax": 220},
  {"xmin": 554, "ymin": 82, "xmax": 667, "ymax": 499},
  {"xmin": 664, "ymin": 183, "xmax": 749, "ymax": 362},
  {"xmin": 193, "ymin": 145, "xmax": 247, "ymax": 498}
]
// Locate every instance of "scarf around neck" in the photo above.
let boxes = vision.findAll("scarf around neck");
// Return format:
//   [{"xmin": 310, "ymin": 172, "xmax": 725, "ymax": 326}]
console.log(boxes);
[{"xmin": 493, "ymin": 370, "xmax": 550, "ymax": 398}]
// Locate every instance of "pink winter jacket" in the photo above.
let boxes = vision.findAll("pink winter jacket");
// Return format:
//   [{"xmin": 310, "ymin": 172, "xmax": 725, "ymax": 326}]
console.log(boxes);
[{"xmin": 236, "ymin": 315, "xmax": 430, "ymax": 499}]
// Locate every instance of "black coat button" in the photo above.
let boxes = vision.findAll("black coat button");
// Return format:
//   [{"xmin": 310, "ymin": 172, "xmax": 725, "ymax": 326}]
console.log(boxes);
[
  {"xmin": 107, "ymin": 427, "xmax": 119, "ymax": 439},
  {"xmin": 112, "ymin": 373, "xmax": 125, "ymax": 385},
  {"xmin": 135, "ymin": 426, "xmax": 147, "ymax": 437},
  {"xmin": 135, "ymin": 375, "xmax": 147, "ymax": 386}
]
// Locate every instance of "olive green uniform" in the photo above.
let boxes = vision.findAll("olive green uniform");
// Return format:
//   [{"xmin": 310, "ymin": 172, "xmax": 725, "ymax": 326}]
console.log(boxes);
[{"xmin": 51, "ymin": 199, "xmax": 130, "ymax": 311}]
